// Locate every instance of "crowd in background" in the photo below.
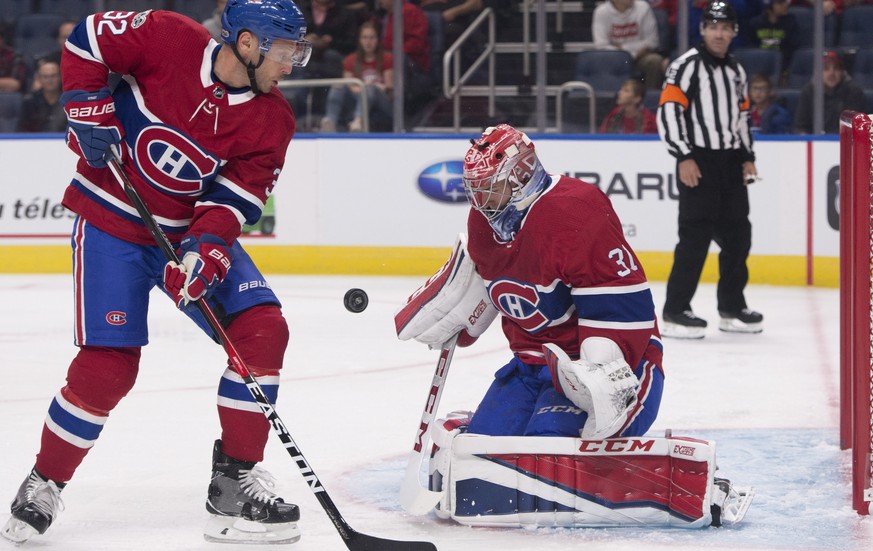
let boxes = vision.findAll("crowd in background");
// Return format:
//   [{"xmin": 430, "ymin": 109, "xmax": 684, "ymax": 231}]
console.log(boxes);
[{"xmin": 0, "ymin": 0, "xmax": 869, "ymax": 134}]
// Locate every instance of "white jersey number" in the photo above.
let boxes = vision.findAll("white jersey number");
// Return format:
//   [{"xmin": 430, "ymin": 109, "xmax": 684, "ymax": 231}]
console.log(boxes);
[
  {"xmin": 96, "ymin": 11, "xmax": 134, "ymax": 36},
  {"xmin": 609, "ymin": 246, "xmax": 639, "ymax": 277}
]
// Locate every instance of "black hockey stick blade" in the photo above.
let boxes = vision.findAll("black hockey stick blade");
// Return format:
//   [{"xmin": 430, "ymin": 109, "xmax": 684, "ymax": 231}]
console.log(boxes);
[{"xmin": 346, "ymin": 530, "xmax": 437, "ymax": 551}]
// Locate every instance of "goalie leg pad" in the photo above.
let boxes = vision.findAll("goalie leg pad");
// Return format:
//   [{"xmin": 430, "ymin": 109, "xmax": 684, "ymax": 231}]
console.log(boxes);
[{"xmin": 438, "ymin": 434, "xmax": 749, "ymax": 529}]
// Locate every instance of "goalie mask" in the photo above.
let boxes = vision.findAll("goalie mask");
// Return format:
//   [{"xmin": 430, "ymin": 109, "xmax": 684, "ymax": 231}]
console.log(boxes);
[{"xmin": 462, "ymin": 124, "xmax": 549, "ymax": 242}]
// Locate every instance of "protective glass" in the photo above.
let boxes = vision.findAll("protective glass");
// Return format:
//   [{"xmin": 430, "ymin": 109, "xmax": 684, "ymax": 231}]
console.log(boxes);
[{"xmin": 262, "ymin": 39, "xmax": 312, "ymax": 68}]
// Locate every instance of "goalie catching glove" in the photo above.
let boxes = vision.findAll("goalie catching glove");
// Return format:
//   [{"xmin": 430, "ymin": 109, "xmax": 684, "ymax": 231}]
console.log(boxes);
[
  {"xmin": 163, "ymin": 234, "xmax": 232, "ymax": 307},
  {"xmin": 395, "ymin": 233, "xmax": 498, "ymax": 348},
  {"xmin": 543, "ymin": 337, "xmax": 639, "ymax": 440}
]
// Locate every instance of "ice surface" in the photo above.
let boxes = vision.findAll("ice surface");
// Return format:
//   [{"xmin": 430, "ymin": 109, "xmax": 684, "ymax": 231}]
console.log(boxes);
[{"xmin": 0, "ymin": 275, "xmax": 870, "ymax": 550}]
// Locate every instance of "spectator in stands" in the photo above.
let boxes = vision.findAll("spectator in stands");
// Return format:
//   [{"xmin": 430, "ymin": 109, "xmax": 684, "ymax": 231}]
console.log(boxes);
[
  {"xmin": 16, "ymin": 60, "xmax": 65, "ymax": 133},
  {"xmin": 201, "ymin": 0, "xmax": 228, "ymax": 41},
  {"xmin": 748, "ymin": 73, "xmax": 791, "ymax": 134},
  {"xmin": 599, "ymin": 78, "xmax": 658, "ymax": 133},
  {"xmin": 32, "ymin": 20, "xmax": 76, "ymax": 92},
  {"xmin": 419, "ymin": 0, "xmax": 484, "ymax": 46},
  {"xmin": 592, "ymin": 0, "xmax": 667, "ymax": 89},
  {"xmin": 0, "ymin": 24, "xmax": 27, "ymax": 93},
  {"xmin": 320, "ymin": 21, "xmax": 394, "ymax": 132},
  {"xmin": 287, "ymin": 0, "xmax": 359, "ymax": 127},
  {"xmin": 794, "ymin": 50, "xmax": 866, "ymax": 134},
  {"xmin": 378, "ymin": 0, "xmax": 434, "ymax": 114},
  {"xmin": 747, "ymin": 0, "xmax": 799, "ymax": 75}
]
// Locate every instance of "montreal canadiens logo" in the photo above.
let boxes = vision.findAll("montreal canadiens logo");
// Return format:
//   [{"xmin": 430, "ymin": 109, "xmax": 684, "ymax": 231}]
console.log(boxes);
[
  {"xmin": 417, "ymin": 161, "xmax": 466, "ymax": 203},
  {"xmin": 134, "ymin": 126, "xmax": 221, "ymax": 195},
  {"xmin": 106, "ymin": 311, "xmax": 127, "ymax": 325},
  {"xmin": 489, "ymin": 280, "xmax": 549, "ymax": 332}
]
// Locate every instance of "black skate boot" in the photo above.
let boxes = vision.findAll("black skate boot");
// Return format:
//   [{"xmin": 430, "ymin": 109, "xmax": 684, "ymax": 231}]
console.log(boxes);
[
  {"xmin": 718, "ymin": 308, "xmax": 764, "ymax": 334},
  {"xmin": 204, "ymin": 439, "xmax": 301, "ymax": 544},
  {"xmin": 661, "ymin": 310, "xmax": 708, "ymax": 339},
  {"xmin": 1, "ymin": 468, "xmax": 65, "ymax": 544}
]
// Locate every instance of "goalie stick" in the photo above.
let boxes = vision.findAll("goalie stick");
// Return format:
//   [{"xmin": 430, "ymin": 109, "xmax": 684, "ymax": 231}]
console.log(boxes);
[
  {"xmin": 105, "ymin": 155, "xmax": 437, "ymax": 551},
  {"xmin": 400, "ymin": 334, "xmax": 459, "ymax": 514}
]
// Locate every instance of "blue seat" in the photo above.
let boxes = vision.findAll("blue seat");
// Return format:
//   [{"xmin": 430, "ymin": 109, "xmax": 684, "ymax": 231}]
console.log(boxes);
[
  {"xmin": 0, "ymin": 0, "xmax": 35, "ymax": 24},
  {"xmin": 839, "ymin": 5, "xmax": 873, "ymax": 49},
  {"xmin": 14, "ymin": 14, "xmax": 65, "ymax": 61},
  {"xmin": 788, "ymin": 6, "xmax": 836, "ymax": 48},
  {"xmin": 575, "ymin": 49, "xmax": 636, "ymax": 97},
  {"xmin": 104, "ymin": 0, "xmax": 166, "ymax": 12},
  {"xmin": 734, "ymin": 48, "xmax": 782, "ymax": 87},
  {"xmin": 0, "ymin": 92, "xmax": 23, "ymax": 133},
  {"xmin": 425, "ymin": 10, "xmax": 445, "ymax": 85},
  {"xmin": 170, "ymin": 0, "xmax": 216, "ymax": 22},
  {"xmin": 785, "ymin": 47, "xmax": 814, "ymax": 89},
  {"xmin": 852, "ymin": 49, "xmax": 873, "ymax": 89},
  {"xmin": 38, "ymin": 0, "xmax": 94, "ymax": 21},
  {"xmin": 774, "ymin": 88, "xmax": 800, "ymax": 124},
  {"xmin": 653, "ymin": 8, "xmax": 671, "ymax": 54}
]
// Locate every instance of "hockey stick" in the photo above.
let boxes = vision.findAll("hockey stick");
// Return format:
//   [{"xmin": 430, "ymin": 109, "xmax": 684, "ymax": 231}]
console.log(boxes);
[
  {"xmin": 105, "ymin": 156, "xmax": 437, "ymax": 551},
  {"xmin": 399, "ymin": 334, "xmax": 458, "ymax": 514}
]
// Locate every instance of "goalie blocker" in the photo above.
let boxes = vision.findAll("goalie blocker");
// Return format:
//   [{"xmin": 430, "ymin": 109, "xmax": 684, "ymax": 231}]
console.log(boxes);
[{"xmin": 428, "ymin": 414, "xmax": 754, "ymax": 528}]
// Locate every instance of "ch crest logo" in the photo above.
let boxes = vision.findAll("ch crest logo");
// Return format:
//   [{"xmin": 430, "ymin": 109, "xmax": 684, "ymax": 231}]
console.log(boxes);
[
  {"xmin": 133, "ymin": 126, "xmax": 221, "ymax": 195},
  {"xmin": 488, "ymin": 279, "xmax": 549, "ymax": 332},
  {"xmin": 106, "ymin": 311, "xmax": 127, "ymax": 325}
]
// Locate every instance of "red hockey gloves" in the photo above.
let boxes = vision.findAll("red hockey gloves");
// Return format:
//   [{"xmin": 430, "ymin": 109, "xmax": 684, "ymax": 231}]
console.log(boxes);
[
  {"xmin": 61, "ymin": 88, "xmax": 124, "ymax": 168},
  {"xmin": 163, "ymin": 234, "xmax": 232, "ymax": 307}
]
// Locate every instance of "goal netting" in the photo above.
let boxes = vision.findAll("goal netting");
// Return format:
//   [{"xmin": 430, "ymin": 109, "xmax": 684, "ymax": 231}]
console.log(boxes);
[{"xmin": 839, "ymin": 110, "xmax": 873, "ymax": 515}]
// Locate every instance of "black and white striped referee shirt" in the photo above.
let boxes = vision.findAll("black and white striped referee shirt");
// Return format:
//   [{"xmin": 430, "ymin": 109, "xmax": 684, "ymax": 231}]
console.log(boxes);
[{"xmin": 657, "ymin": 45, "xmax": 755, "ymax": 162}]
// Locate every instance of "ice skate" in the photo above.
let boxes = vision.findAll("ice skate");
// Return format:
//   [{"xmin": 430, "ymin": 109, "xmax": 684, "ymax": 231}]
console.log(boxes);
[
  {"xmin": 718, "ymin": 309, "xmax": 763, "ymax": 334},
  {"xmin": 710, "ymin": 477, "xmax": 755, "ymax": 526},
  {"xmin": 204, "ymin": 439, "xmax": 301, "ymax": 545},
  {"xmin": 661, "ymin": 310, "xmax": 708, "ymax": 339},
  {"xmin": 1, "ymin": 468, "xmax": 65, "ymax": 544}
]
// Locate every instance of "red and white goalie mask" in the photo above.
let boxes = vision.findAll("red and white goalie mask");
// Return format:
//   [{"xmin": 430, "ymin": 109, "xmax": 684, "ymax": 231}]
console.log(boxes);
[{"xmin": 462, "ymin": 124, "xmax": 546, "ymax": 223}]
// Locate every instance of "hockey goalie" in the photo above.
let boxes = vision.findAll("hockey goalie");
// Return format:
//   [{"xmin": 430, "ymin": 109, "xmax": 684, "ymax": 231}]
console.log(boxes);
[{"xmin": 394, "ymin": 124, "xmax": 754, "ymax": 528}]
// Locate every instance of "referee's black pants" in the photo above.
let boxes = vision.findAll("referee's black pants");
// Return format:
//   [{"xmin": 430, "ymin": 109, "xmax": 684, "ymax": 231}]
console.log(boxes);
[{"xmin": 663, "ymin": 148, "xmax": 751, "ymax": 316}]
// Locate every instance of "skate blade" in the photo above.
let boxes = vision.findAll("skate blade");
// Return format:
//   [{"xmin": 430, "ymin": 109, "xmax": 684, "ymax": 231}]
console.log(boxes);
[
  {"xmin": 718, "ymin": 319, "xmax": 763, "ymax": 334},
  {"xmin": 203, "ymin": 515, "xmax": 301, "ymax": 545},
  {"xmin": 722, "ymin": 486, "xmax": 756, "ymax": 525},
  {"xmin": 661, "ymin": 322, "xmax": 706, "ymax": 339},
  {"xmin": 1, "ymin": 516, "xmax": 39, "ymax": 544}
]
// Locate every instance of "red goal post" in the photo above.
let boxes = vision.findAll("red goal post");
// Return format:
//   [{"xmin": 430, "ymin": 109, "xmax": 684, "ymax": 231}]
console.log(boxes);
[{"xmin": 839, "ymin": 110, "xmax": 873, "ymax": 515}]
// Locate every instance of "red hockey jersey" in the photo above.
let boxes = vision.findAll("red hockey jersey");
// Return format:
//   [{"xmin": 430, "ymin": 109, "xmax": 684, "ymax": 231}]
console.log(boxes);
[
  {"xmin": 61, "ymin": 9, "xmax": 295, "ymax": 246},
  {"xmin": 466, "ymin": 175, "xmax": 663, "ymax": 373}
]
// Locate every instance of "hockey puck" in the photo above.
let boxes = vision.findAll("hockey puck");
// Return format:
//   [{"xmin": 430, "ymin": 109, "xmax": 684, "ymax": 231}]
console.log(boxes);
[{"xmin": 343, "ymin": 288, "xmax": 368, "ymax": 313}]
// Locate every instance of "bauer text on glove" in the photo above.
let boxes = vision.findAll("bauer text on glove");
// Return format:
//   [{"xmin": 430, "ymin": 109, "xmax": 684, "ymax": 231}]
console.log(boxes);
[
  {"xmin": 163, "ymin": 234, "xmax": 232, "ymax": 306},
  {"xmin": 61, "ymin": 87, "xmax": 124, "ymax": 168}
]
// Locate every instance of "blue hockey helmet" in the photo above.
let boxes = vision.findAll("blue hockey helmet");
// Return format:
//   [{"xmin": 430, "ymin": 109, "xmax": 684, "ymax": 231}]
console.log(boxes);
[{"xmin": 221, "ymin": 0, "xmax": 310, "ymax": 66}]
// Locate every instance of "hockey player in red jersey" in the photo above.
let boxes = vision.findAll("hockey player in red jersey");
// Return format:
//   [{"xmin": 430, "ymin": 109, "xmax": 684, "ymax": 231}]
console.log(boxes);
[
  {"xmin": 395, "ymin": 126, "xmax": 754, "ymax": 528},
  {"xmin": 2, "ymin": 1, "xmax": 311, "ymax": 545},
  {"xmin": 399, "ymin": 124, "xmax": 665, "ymax": 440}
]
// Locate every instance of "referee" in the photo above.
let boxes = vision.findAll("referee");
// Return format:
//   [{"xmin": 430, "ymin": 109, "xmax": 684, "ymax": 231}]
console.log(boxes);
[{"xmin": 656, "ymin": 1, "xmax": 762, "ymax": 339}]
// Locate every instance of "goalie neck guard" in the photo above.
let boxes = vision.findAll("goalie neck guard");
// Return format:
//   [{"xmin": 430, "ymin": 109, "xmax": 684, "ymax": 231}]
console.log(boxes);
[{"xmin": 462, "ymin": 124, "xmax": 549, "ymax": 242}]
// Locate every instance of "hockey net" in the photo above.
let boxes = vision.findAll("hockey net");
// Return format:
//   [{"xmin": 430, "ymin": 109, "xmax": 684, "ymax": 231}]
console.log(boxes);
[{"xmin": 839, "ymin": 111, "xmax": 873, "ymax": 515}]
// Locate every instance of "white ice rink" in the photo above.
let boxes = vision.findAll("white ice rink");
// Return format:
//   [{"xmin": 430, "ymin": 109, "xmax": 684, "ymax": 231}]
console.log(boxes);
[{"xmin": 1, "ymin": 274, "xmax": 871, "ymax": 551}]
